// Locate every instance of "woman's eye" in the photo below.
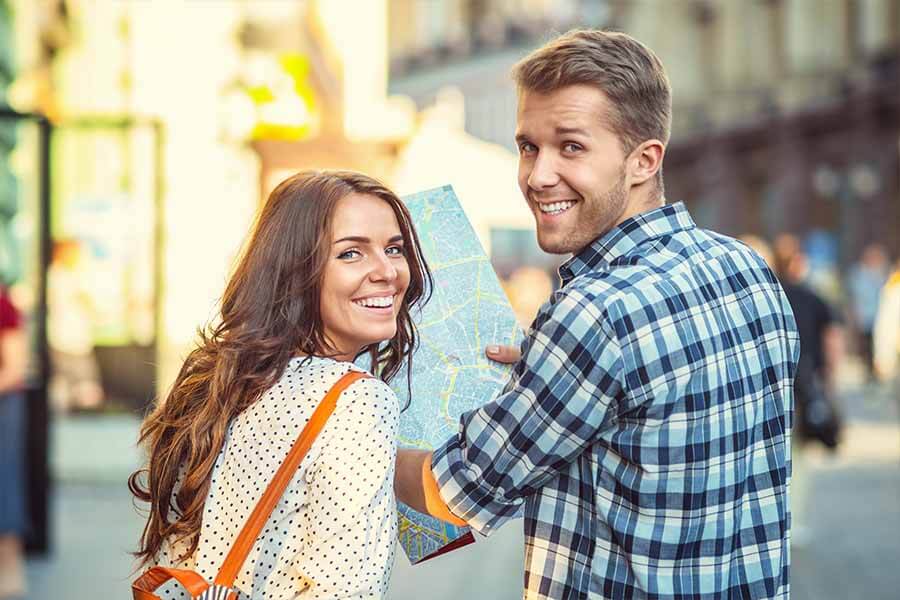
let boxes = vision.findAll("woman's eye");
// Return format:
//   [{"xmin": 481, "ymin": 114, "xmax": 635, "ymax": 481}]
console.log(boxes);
[
  {"xmin": 338, "ymin": 249, "xmax": 361, "ymax": 260},
  {"xmin": 386, "ymin": 245, "xmax": 405, "ymax": 256}
]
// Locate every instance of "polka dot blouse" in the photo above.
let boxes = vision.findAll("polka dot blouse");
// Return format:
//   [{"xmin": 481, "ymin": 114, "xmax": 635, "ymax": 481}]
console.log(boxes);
[{"xmin": 150, "ymin": 356, "xmax": 400, "ymax": 599}]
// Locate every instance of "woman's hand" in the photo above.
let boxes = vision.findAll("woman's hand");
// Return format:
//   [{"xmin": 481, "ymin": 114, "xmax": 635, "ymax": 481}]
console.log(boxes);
[{"xmin": 394, "ymin": 448, "xmax": 466, "ymax": 526}]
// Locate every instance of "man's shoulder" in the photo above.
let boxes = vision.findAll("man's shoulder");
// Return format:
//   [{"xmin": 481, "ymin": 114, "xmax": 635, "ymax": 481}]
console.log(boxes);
[
  {"xmin": 548, "ymin": 226, "xmax": 777, "ymax": 325},
  {"xmin": 557, "ymin": 225, "xmax": 727, "ymax": 299}
]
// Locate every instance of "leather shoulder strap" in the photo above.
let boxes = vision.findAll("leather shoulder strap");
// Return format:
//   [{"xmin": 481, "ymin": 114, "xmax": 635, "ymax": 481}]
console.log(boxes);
[
  {"xmin": 132, "ymin": 566, "xmax": 210, "ymax": 599},
  {"xmin": 213, "ymin": 369, "xmax": 371, "ymax": 587}
]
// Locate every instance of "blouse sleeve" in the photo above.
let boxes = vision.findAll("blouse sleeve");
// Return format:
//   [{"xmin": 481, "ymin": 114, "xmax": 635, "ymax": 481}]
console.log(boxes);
[
  {"xmin": 290, "ymin": 376, "xmax": 399, "ymax": 599},
  {"xmin": 0, "ymin": 290, "xmax": 21, "ymax": 331}
]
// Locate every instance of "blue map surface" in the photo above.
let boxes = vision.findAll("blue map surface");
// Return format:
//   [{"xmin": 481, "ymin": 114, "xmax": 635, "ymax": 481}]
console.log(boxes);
[{"xmin": 393, "ymin": 185, "xmax": 522, "ymax": 564}]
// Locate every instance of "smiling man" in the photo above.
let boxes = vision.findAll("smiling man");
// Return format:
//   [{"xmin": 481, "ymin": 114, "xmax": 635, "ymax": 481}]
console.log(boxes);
[{"xmin": 396, "ymin": 30, "xmax": 799, "ymax": 599}]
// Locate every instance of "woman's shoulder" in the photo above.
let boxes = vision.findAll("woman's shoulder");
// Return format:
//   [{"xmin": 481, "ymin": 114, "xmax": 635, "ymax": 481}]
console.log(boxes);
[
  {"xmin": 244, "ymin": 357, "xmax": 397, "ymax": 426},
  {"xmin": 282, "ymin": 355, "xmax": 395, "ymax": 399},
  {"xmin": 333, "ymin": 371, "xmax": 399, "ymax": 421}
]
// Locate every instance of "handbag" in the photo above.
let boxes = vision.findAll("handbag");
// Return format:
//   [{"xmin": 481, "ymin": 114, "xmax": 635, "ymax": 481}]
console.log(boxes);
[
  {"xmin": 795, "ymin": 366, "xmax": 842, "ymax": 450},
  {"xmin": 132, "ymin": 370, "xmax": 370, "ymax": 600}
]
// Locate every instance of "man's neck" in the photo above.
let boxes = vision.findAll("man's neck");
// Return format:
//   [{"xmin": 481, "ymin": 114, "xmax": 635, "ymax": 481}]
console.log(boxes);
[{"xmin": 613, "ymin": 193, "xmax": 666, "ymax": 230}]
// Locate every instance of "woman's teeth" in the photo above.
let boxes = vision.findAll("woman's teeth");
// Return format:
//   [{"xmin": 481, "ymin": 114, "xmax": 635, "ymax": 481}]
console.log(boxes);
[
  {"xmin": 354, "ymin": 296, "xmax": 394, "ymax": 308},
  {"xmin": 539, "ymin": 201, "xmax": 576, "ymax": 214}
]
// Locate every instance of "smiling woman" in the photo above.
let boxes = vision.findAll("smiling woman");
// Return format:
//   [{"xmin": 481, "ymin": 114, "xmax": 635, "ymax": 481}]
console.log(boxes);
[
  {"xmin": 129, "ymin": 171, "xmax": 432, "ymax": 599},
  {"xmin": 322, "ymin": 193, "xmax": 413, "ymax": 363}
]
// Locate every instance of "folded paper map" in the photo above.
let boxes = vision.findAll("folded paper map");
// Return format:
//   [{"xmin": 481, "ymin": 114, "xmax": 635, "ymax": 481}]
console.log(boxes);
[{"xmin": 392, "ymin": 185, "xmax": 523, "ymax": 564}]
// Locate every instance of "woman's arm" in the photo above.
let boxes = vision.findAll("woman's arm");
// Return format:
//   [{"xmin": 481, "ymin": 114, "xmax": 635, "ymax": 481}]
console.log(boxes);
[
  {"xmin": 0, "ymin": 329, "xmax": 27, "ymax": 393},
  {"xmin": 394, "ymin": 449, "xmax": 466, "ymax": 526},
  {"xmin": 290, "ymin": 376, "xmax": 400, "ymax": 598}
]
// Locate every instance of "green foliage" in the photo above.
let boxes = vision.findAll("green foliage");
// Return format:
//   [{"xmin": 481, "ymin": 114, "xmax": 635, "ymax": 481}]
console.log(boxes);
[{"xmin": 0, "ymin": 0, "xmax": 21, "ymax": 285}]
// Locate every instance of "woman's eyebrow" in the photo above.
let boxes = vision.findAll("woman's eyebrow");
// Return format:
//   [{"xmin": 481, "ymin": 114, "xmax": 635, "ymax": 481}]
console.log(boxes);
[{"xmin": 333, "ymin": 234, "xmax": 404, "ymax": 245}]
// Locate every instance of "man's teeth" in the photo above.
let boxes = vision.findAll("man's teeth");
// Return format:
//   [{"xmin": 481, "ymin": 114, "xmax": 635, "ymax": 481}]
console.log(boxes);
[
  {"xmin": 354, "ymin": 296, "xmax": 394, "ymax": 308},
  {"xmin": 539, "ymin": 201, "xmax": 576, "ymax": 214}
]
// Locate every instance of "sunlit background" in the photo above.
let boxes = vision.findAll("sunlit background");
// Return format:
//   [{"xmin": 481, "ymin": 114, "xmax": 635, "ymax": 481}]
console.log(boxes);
[{"xmin": 0, "ymin": 1, "xmax": 898, "ymax": 599}]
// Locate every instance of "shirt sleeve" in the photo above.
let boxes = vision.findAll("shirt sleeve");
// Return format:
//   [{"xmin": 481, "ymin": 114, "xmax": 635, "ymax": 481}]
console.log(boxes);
[
  {"xmin": 431, "ymin": 286, "xmax": 625, "ymax": 534},
  {"xmin": 290, "ymin": 376, "xmax": 399, "ymax": 599}
]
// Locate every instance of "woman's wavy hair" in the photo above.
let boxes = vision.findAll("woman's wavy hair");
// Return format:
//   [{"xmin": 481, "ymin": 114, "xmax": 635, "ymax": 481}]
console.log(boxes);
[{"xmin": 128, "ymin": 170, "xmax": 432, "ymax": 565}]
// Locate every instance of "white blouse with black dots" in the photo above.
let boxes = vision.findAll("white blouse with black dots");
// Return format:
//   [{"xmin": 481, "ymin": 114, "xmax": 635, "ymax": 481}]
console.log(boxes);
[{"xmin": 150, "ymin": 356, "xmax": 400, "ymax": 599}]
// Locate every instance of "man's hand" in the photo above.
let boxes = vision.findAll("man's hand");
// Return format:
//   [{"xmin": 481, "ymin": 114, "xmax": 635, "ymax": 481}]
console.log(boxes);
[{"xmin": 485, "ymin": 344, "xmax": 521, "ymax": 364}]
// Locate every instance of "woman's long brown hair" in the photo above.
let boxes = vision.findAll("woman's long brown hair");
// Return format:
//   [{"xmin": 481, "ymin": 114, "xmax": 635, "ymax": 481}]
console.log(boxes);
[{"xmin": 128, "ymin": 171, "xmax": 432, "ymax": 565}]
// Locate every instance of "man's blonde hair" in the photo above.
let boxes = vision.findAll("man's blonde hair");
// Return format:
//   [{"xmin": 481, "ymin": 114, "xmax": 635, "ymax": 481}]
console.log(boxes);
[{"xmin": 513, "ymin": 29, "xmax": 672, "ymax": 190}]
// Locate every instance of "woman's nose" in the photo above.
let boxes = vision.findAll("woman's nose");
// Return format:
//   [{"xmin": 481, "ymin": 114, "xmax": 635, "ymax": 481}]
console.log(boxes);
[{"xmin": 369, "ymin": 253, "xmax": 398, "ymax": 282}]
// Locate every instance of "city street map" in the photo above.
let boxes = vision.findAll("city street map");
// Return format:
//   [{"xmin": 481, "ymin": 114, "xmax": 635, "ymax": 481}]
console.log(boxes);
[{"xmin": 393, "ymin": 185, "xmax": 522, "ymax": 564}]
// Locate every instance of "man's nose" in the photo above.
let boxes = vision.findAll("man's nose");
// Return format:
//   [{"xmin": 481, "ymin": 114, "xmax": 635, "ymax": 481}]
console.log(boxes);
[{"xmin": 527, "ymin": 152, "xmax": 560, "ymax": 190}]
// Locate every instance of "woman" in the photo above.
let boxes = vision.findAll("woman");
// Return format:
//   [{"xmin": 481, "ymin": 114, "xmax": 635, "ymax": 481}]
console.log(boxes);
[
  {"xmin": 130, "ymin": 171, "xmax": 431, "ymax": 598},
  {"xmin": 0, "ymin": 286, "xmax": 28, "ymax": 599}
]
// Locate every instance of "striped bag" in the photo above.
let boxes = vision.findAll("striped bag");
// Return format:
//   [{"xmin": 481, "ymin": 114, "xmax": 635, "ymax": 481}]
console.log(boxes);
[{"xmin": 132, "ymin": 370, "xmax": 370, "ymax": 600}]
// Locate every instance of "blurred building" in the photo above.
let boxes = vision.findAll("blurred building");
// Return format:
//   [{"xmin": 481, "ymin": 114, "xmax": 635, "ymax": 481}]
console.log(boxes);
[
  {"xmin": 1, "ymin": 0, "xmax": 893, "ymax": 409},
  {"xmin": 4, "ymin": 0, "xmax": 530, "ymax": 406},
  {"xmin": 388, "ymin": 0, "xmax": 900, "ymax": 265}
]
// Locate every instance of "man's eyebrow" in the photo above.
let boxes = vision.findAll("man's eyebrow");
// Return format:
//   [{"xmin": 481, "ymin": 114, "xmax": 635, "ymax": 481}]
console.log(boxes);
[
  {"xmin": 333, "ymin": 235, "xmax": 404, "ymax": 245},
  {"xmin": 555, "ymin": 126, "xmax": 589, "ymax": 136}
]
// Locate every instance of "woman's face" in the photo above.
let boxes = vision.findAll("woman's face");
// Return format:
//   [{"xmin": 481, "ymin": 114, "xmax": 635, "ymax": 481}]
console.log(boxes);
[{"xmin": 320, "ymin": 192, "xmax": 411, "ymax": 361}]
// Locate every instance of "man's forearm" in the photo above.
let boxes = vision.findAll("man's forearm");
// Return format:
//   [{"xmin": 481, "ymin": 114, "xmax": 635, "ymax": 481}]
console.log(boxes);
[{"xmin": 394, "ymin": 448, "xmax": 467, "ymax": 526}]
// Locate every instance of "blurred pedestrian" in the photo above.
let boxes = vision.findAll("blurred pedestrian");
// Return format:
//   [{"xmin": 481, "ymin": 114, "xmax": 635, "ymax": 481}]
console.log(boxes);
[
  {"xmin": 0, "ymin": 286, "xmax": 29, "ymax": 599},
  {"xmin": 501, "ymin": 266, "xmax": 554, "ymax": 327},
  {"xmin": 47, "ymin": 239, "xmax": 104, "ymax": 412},
  {"xmin": 848, "ymin": 243, "xmax": 890, "ymax": 380},
  {"xmin": 873, "ymin": 257, "xmax": 900, "ymax": 385},
  {"xmin": 757, "ymin": 235, "xmax": 844, "ymax": 546}
]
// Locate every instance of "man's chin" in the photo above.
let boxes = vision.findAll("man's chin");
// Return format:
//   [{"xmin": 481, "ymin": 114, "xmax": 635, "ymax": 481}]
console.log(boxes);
[{"xmin": 536, "ymin": 234, "xmax": 575, "ymax": 255}]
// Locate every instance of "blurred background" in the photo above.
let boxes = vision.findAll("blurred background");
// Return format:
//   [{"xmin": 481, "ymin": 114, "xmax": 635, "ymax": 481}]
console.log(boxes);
[{"xmin": 0, "ymin": 0, "xmax": 897, "ymax": 598}]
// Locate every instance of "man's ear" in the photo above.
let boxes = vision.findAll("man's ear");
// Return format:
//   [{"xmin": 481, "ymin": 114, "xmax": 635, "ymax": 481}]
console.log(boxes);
[{"xmin": 628, "ymin": 139, "xmax": 665, "ymax": 186}]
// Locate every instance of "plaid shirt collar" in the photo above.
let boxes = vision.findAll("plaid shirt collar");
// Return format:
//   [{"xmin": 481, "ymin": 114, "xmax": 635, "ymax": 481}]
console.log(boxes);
[{"xmin": 559, "ymin": 201, "xmax": 696, "ymax": 285}]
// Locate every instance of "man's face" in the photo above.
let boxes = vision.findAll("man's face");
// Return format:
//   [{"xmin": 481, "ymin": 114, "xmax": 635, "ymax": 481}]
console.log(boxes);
[{"xmin": 516, "ymin": 84, "xmax": 630, "ymax": 255}]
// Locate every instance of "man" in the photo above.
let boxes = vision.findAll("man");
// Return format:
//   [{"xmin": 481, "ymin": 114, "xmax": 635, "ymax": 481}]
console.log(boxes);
[{"xmin": 396, "ymin": 30, "xmax": 799, "ymax": 599}]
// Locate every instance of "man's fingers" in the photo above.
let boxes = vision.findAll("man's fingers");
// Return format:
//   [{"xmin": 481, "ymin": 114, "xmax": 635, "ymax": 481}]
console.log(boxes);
[{"xmin": 485, "ymin": 344, "xmax": 521, "ymax": 364}]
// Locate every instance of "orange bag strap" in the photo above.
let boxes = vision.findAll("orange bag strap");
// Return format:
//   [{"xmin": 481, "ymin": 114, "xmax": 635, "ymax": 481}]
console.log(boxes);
[
  {"xmin": 213, "ymin": 370, "xmax": 370, "ymax": 587},
  {"xmin": 131, "ymin": 369, "xmax": 370, "ymax": 600},
  {"xmin": 132, "ymin": 566, "xmax": 210, "ymax": 599}
]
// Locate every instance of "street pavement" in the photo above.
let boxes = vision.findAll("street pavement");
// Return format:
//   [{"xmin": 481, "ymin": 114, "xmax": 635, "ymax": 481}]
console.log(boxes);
[{"xmin": 24, "ymin": 376, "xmax": 900, "ymax": 599}]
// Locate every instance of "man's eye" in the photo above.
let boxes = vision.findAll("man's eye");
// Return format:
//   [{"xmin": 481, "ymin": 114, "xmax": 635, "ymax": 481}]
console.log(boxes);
[
  {"xmin": 562, "ymin": 142, "xmax": 583, "ymax": 152},
  {"xmin": 338, "ymin": 249, "xmax": 361, "ymax": 260},
  {"xmin": 518, "ymin": 142, "xmax": 536, "ymax": 154}
]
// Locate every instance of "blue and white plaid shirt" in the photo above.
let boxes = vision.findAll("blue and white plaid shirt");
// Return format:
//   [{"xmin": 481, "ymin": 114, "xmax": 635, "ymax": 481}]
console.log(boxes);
[{"xmin": 432, "ymin": 203, "xmax": 799, "ymax": 599}]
